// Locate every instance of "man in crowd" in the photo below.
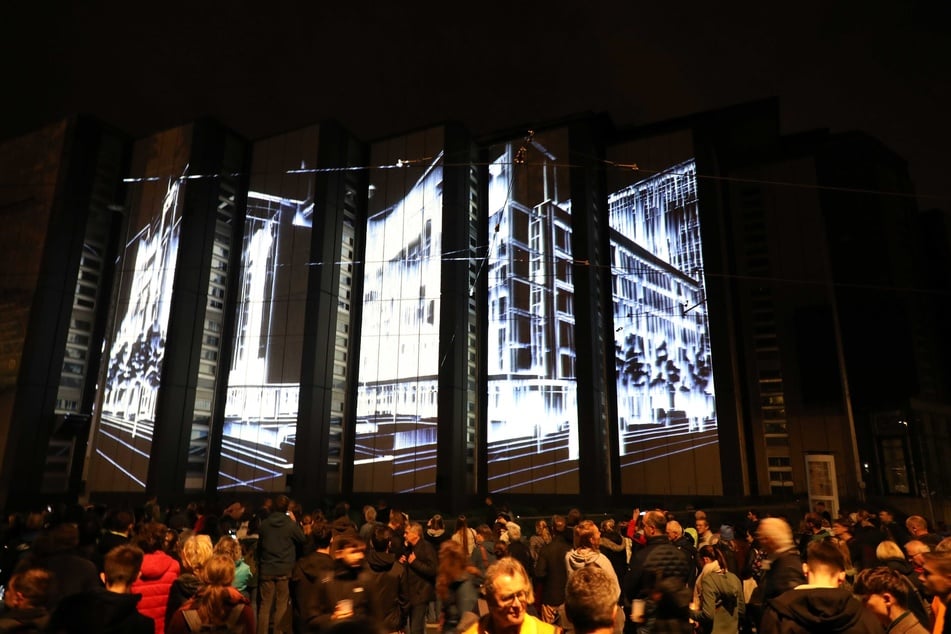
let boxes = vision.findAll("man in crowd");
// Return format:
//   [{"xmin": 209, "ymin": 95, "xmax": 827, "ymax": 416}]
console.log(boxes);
[
  {"xmin": 0, "ymin": 568, "xmax": 52, "ymax": 633},
  {"xmin": 749, "ymin": 517, "xmax": 806, "ymax": 628},
  {"xmin": 49, "ymin": 544, "xmax": 154, "ymax": 633},
  {"xmin": 759, "ymin": 539, "xmax": 881, "ymax": 633},
  {"xmin": 258, "ymin": 494, "xmax": 305, "ymax": 634},
  {"xmin": 533, "ymin": 514, "xmax": 572, "ymax": 626},
  {"xmin": 565, "ymin": 565, "xmax": 619, "ymax": 634},
  {"xmin": 907, "ymin": 515, "xmax": 942, "ymax": 549},
  {"xmin": 853, "ymin": 566, "xmax": 930, "ymax": 634},
  {"xmin": 291, "ymin": 520, "xmax": 335, "ymax": 631},
  {"xmin": 880, "ymin": 509, "xmax": 912, "ymax": 546},
  {"xmin": 920, "ymin": 551, "xmax": 951, "ymax": 633},
  {"xmin": 400, "ymin": 522, "xmax": 437, "ymax": 634},
  {"xmin": 462, "ymin": 558, "xmax": 559, "ymax": 634},
  {"xmin": 695, "ymin": 517, "xmax": 715, "ymax": 548}
]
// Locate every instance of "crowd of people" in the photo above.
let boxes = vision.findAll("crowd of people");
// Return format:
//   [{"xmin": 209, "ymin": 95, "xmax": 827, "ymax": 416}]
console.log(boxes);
[{"xmin": 1, "ymin": 495, "xmax": 950, "ymax": 634}]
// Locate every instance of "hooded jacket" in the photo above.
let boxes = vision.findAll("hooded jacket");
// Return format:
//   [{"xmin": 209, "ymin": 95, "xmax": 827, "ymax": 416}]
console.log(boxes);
[
  {"xmin": 166, "ymin": 586, "xmax": 253, "ymax": 634},
  {"xmin": 291, "ymin": 551, "xmax": 335, "ymax": 628},
  {"xmin": 565, "ymin": 548, "xmax": 620, "ymax": 598},
  {"xmin": 760, "ymin": 586, "xmax": 882, "ymax": 633},
  {"xmin": 257, "ymin": 512, "xmax": 305, "ymax": 577},
  {"xmin": 365, "ymin": 550, "xmax": 408, "ymax": 632},
  {"xmin": 131, "ymin": 550, "xmax": 180, "ymax": 634},
  {"xmin": 48, "ymin": 588, "xmax": 153, "ymax": 634}
]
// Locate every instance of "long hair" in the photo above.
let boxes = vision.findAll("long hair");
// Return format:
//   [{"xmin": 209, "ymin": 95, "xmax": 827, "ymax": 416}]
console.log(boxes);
[
  {"xmin": 436, "ymin": 540, "xmax": 481, "ymax": 600},
  {"xmin": 191, "ymin": 554, "xmax": 238, "ymax": 625},
  {"xmin": 454, "ymin": 515, "xmax": 472, "ymax": 552},
  {"xmin": 698, "ymin": 545, "xmax": 728, "ymax": 572}
]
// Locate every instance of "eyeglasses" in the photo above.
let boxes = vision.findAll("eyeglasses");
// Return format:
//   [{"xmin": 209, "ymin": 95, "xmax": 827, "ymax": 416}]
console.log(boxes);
[{"xmin": 495, "ymin": 590, "xmax": 530, "ymax": 608}]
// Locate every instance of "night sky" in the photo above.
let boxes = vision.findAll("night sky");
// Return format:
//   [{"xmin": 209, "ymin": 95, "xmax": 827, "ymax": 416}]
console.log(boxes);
[{"xmin": 3, "ymin": 1, "xmax": 948, "ymax": 207}]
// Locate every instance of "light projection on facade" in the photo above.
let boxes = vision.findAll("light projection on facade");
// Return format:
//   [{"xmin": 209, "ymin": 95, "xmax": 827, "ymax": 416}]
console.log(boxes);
[
  {"xmin": 486, "ymin": 130, "xmax": 580, "ymax": 494},
  {"xmin": 218, "ymin": 129, "xmax": 319, "ymax": 493},
  {"xmin": 354, "ymin": 145, "xmax": 444, "ymax": 493},
  {"xmin": 608, "ymin": 157, "xmax": 720, "ymax": 491},
  {"xmin": 89, "ymin": 154, "xmax": 186, "ymax": 491}
]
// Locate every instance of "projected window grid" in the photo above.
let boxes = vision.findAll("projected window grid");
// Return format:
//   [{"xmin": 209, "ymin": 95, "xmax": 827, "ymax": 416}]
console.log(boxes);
[
  {"xmin": 355, "ymin": 140, "xmax": 445, "ymax": 494},
  {"xmin": 609, "ymin": 159, "xmax": 718, "ymax": 475},
  {"xmin": 486, "ymin": 132, "xmax": 580, "ymax": 495}
]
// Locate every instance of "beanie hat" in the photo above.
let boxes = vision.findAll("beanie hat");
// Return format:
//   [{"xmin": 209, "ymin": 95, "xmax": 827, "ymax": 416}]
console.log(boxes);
[{"xmin": 719, "ymin": 525, "xmax": 734, "ymax": 541}]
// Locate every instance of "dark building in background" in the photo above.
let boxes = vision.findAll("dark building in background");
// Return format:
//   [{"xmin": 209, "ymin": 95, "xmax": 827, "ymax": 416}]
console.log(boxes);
[
  {"xmin": 1, "ymin": 100, "xmax": 949, "ymax": 523},
  {"xmin": 0, "ymin": 117, "xmax": 129, "ymax": 511}
]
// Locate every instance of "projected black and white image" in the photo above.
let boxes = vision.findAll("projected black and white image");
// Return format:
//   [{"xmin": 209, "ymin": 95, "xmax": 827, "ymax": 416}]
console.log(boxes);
[
  {"xmin": 486, "ymin": 130, "xmax": 580, "ymax": 494},
  {"xmin": 354, "ymin": 148, "xmax": 444, "ymax": 493},
  {"xmin": 609, "ymin": 158, "xmax": 719, "ymax": 485},
  {"xmin": 91, "ymin": 175, "xmax": 184, "ymax": 491}
]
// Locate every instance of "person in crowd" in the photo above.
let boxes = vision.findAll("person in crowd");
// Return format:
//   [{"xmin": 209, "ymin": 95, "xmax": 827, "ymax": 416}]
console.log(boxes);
[
  {"xmin": 364, "ymin": 525, "xmax": 408, "ymax": 634},
  {"xmin": 436, "ymin": 540, "xmax": 482, "ymax": 634},
  {"xmin": 880, "ymin": 509, "xmax": 913, "ymax": 547},
  {"xmin": 14, "ymin": 522, "xmax": 100, "ymax": 612},
  {"xmin": 49, "ymin": 544, "xmax": 155, "ymax": 633},
  {"xmin": 400, "ymin": 522, "xmax": 438, "ymax": 634},
  {"xmin": 713, "ymin": 524, "xmax": 744, "ymax": 577},
  {"xmin": 503, "ymin": 523, "xmax": 533, "ymax": 581},
  {"xmin": 813, "ymin": 501, "xmax": 833, "ymax": 524},
  {"xmin": 830, "ymin": 517, "xmax": 861, "ymax": 575},
  {"xmin": 796, "ymin": 512, "xmax": 832, "ymax": 561},
  {"xmin": 215, "ymin": 536, "xmax": 253, "ymax": 599},
  {"xmin": 461, "ymin": 558, "xmax": 559, "ymax": 634},
  {"xmin": 303, "ymin": 534, "xmax": 379, "ymax": 632},
  {"xmin": 533, "ymin": 515, "xmax": 572, "ymax": 626},
  {"xmin": 424, "ymin": 514, "xmax": 450, "ymax": 624},
  {"xmin": 529, "ymin": 519, "xmax": 551, "ymax": 566},
  {"xmin": 291, "ymin": 519, "xmax": 335, "ymax": 632},
  {"xmin": 598, "ymin": 518, "xmax": 628, "ymax": 583},
  {"xmin": 623, "ymin": 510, "xmax": 690, "ymax": 612},
  {"xmin": 748, "ymin": 517, "xmax": 805, "ymax": 629},
  {"xmin": 165, "ymin": 534, "xmax": 214, "ymax": 629},
  {"xmin": 906, "ymin": 516, "xmax": 942, "ymax": 549},
  {"xmin": 905, "ymin": 540, "xmax": 931, "ymax": 583},
  {"xmin": 564, "ymin": 565, "xmax": 619, "ymax": 634},
  {"xmin": 257, "ymin": 494, "xmax": 305, "ymax": 634},
  {"xmin": 167, "ymin": 554, "xmax": 254, "ymax": 634},
  {"xmin": 132, "ymin": 521, "xmax": 181, "ymax": 634},
  {"xmin": 666, "ymin": 520, "xmax": 698, "ymax": 587},
  {"xmin": 471, "ymin": 525, "xmax": 497, "ymax": 575},
  {"xmin": 565, "ymin": 520, "xmax": 619, "ymax": 594},
  {"xmin": 695, "ymin": 517, "xmax": 715, "ymax": 548},
  {"xmin": 358, "ymin": 506, "xmax": 383, "ymax": 543},
  {"xmin": 854, "ymin": 566, "xmax": 930, "ymax": 634},
  {"xmin": 386, "ymin": 510, "xmax": 408, "ymax": 559},
  {"xmin": 759, "ymin": 539, "xmax": 881, "ymax": 633},
  {"xmin": 691, "ymin": 545, "xmax": 745, "ymax": 634},
  {"xmin": 452, "ymin": 515, "xmax": 478, "ymax": 557},
  {"xmin": 877, "ymin": 539, "xmax": 931, "ymax": 622},
  {"xmin": 919, "ymin": 551, "xmax": 951, "ymax": 633},
  {"xmin": 98, "ymin": 509, "xmax": 135, "ymax": 571},
  {"xmin": 0, "ymin": 568, "xmax": 52, "ymax": 633}
]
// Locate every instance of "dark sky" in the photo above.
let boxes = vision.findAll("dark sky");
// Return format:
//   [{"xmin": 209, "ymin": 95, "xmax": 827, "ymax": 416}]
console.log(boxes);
[{"xmin": 4, "ymin": 1, "xmax": 948, "ymax": 207}]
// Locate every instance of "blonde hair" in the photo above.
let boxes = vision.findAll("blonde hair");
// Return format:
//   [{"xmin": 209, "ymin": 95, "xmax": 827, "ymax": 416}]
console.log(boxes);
[
  {"xmin": 876, "ymin": 540, "xmax": 905, "ymax": 561},
  {"xmin": 181, "ymin": 534, "xmax": 214, "ymax": 578}
]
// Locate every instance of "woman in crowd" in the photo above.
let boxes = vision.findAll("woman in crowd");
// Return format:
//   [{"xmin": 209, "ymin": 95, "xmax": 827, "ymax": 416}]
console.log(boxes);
[
  {"xmin": 166, "ymin": 554, "xmax": 254, "ymax": 634},
  {"xmin": 132, "ymin": 521, "xmax": 181, "ymax": 634},
  {"xmin": 437, "ymin": 540, "xmax": 482, "ymax": 634},
  {"xmin": 451, "ymin": 515, "xmax": 477, "ymax": 557},
  {"xmin": 164, "ymin": 534, "xmax": 214, "ymax": 628},
  {"xmin": 214, "ymin": 536, "xmax": 253, "ymax": 600},
  {"xmin": 691, "ymin": 545, "xmax": 745, "ymax": 634}
]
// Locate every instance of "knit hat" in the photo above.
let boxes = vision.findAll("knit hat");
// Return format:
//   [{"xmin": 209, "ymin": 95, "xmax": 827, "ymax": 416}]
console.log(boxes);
[
  {"xmin": 684, "ymin": 527, "xmax": 698, "ymax": 547},
  {"xmin": 719, "ymin": 525, "xmax": 734, "ymax": 541}
]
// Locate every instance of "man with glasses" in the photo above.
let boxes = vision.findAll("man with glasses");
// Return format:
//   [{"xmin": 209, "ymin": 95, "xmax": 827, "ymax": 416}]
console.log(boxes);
[{"xmin": 462, "ymin": 558, "xmax": 561, "ymax": 634}]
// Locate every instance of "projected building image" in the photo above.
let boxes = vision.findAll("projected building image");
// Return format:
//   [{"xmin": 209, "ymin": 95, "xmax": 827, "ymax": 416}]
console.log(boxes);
[
  {"xmin": 608, "ymin": 158, "xmax": 720, "ymax": 492},
  {"xmin": 91, "ymin": 174, "xmax": 184, "ymax": 491},
  {"xmin": 355, "ymin": 146, "xmax": 444, "ymax": 493},
  {"xmin": 486, "ymin": 130, "xmax": 580, "ymax": 494}
]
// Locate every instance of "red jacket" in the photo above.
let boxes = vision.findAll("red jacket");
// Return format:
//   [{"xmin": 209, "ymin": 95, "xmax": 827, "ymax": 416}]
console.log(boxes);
[{"xmin": 131, "ymin": 550, "xmax": 181, "ymax": 634}]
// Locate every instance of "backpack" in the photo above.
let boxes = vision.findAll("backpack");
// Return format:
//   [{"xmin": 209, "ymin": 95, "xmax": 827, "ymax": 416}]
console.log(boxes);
[{"xmin": 181, "ymin": 604, "xmax": 246, "ymax": 633}]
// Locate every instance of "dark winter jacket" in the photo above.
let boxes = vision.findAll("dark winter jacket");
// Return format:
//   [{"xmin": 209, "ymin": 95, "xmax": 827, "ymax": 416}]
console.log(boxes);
[
  {"xmin": 291, "ymin": 551, "xmax": 335, "ymax": 629},
  {"xmin": 48, "ymin": 588, "xmax": 154, "ymax": 634},
  {"xmin": 404, "ymin": 538, "xmax": 437, "ymax": 607},
  {"xmin": 760, "ymin": 586, "xmax": 882, "ymax": 633},
  {"xmin": 163, "ymin": 573, "xmax": 202, "ymax": 629},
  {"xmin": 305, "ymin": 560, "xmax": 380, "ymax": 632},
  {"xmin": 257, "ymin": 512, "xmax": 305, "ymax": 577},
  {"xmin": 364, "ymin": 550, "xmax": 408, "ymax": 632},
  {"xmin": 534, "ymin": 532, "xmax": 572, "ymax": 606},
  {"xmin": 623, "ymin": 535, "xmax": 690, "ymax": 603}
]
